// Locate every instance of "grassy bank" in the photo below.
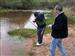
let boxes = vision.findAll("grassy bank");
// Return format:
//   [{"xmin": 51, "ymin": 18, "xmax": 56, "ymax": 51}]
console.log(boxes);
[
  {"xmin": 8, "ymin": 27, "xmax": 52, "ymax": 38},
  {"xmin": 8, "ymin": 29, "xmax": 37, "ymax": 38}
]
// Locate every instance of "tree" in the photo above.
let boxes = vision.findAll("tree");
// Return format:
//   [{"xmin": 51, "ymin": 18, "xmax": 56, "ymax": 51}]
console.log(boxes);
[{"xmin": 21, "ymin": 0, "xmax": 33, "ymax": 9}]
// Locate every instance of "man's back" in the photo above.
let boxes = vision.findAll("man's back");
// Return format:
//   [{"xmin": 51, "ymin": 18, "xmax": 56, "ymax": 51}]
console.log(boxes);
[{"xmin": 34, "ymin": 12, "xmax": 46, "ymax": 28}]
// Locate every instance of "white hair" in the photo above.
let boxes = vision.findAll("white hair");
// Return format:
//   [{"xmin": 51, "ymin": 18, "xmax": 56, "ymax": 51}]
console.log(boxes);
[{"xmin": 55, "ymin": 4, "xmax": 63, "ymax": 11}]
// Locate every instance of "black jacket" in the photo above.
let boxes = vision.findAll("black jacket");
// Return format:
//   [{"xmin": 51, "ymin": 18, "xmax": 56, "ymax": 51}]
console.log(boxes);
[
  {"xmin": 51, "ymin": 12, "xmax": 68, "ymax": 39},
  {"xmin": 34, "ymin": 13, "xmax": 46, "ymax": 28}
]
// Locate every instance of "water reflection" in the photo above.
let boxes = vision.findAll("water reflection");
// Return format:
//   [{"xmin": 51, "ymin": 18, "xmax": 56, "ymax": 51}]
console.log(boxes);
[
  {"xmin": 24, "ymin": 13, "xmax": 37, "ymax": 29},
  {"xmin": 0, "ymin": 12, "xmax": 32, "ymax": 56}
]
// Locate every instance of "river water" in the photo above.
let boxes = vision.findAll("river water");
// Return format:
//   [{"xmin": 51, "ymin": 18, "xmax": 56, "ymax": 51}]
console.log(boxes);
[
  {"xmin": 0, "ymin": 12, "xmax": 32, "ymax": 56},
  {"xmin": 0, "ymin": 10, "xmax": 51, "ymax": 56}
]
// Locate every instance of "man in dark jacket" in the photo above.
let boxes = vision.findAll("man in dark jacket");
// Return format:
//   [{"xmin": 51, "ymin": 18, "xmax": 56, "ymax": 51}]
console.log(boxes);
[
  {"xmin": 33, "ymin": 12, "xmax": 46, "ymax": 46},
  {"xmin": 49, "ymin": 4, "xmax": 68, "ymax": 56}
]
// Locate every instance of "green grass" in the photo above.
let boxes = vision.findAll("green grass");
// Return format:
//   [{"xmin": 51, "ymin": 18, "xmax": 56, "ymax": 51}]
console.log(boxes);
[
  {"xmin": 46, "ymin": 14, "xmax": 54, "ymax": 25},
  {"xmin": 8, "ymin": 29, "xmax": 37, "ymax": 38},
  {"xmin": 68, "ymin": 18, "xmax": 75, "ymax": 25}
]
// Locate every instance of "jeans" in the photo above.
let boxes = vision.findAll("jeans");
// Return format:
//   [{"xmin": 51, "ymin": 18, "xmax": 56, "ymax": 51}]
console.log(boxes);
[
  {"xmin": 37, "ymin": 27, "xmax": 45, "ymax": 44},
  {"xmin": 50, "ymin": 37, "xmax": 68, "ymax": 56}
]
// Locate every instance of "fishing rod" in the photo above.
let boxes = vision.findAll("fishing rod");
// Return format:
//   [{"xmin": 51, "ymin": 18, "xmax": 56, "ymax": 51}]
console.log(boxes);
[{"xmin": 29, "ymin": 21, "xmax": 37, "ymax": 28}]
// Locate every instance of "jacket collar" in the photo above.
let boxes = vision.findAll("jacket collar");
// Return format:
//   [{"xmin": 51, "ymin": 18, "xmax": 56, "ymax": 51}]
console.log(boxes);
[{"xmin": 56, "ymin": 11, "xmax": 64, "ymax": 18}]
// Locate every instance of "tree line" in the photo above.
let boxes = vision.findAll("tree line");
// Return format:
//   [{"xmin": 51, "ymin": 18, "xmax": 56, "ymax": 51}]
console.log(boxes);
[{"xmin": 0, "ymin": 0, "xmax": 75, "ymax": 10}]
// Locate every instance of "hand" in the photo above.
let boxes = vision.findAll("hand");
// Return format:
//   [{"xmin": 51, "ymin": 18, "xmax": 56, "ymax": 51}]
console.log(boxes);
[
  {"xmin": 48, "ymin": 24, "xmax": 52, "ymax": 28},
  {"xmin": 33, "ymin": 20, "xmax": 36, "ymax": 22}
]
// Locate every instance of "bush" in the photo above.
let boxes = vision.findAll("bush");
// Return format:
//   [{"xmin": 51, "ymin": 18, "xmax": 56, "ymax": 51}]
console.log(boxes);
[{"xmin": 64, "ymin": 7, "xmax": 75, "ymax": 25}]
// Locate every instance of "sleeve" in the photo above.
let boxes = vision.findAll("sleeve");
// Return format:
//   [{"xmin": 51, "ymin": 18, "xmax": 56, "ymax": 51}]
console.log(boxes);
[{"xmin": 52, "ymin": 17, "xmax": 64, "ymax": 30}]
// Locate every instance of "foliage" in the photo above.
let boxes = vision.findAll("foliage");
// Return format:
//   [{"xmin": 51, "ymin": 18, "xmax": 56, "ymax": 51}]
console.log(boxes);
[
  {"xmin": 0, "ymin": 0, "xmax": 75, "ymax": 9},
  {"xmin": 64, "ymin": 8, "xmax": 75, "ymax": 25},
  {"xmin": 8, "ymin": 29, "xmax": 37, "ymax": 38}
]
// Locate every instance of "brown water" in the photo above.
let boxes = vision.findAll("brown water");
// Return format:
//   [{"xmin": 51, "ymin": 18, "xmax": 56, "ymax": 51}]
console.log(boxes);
[
  {"xmin": 0, "ymin": 12, "xmax": 32, "ymax": 56},
  {"xmin": 0, "ymin": 10, "xmax": 51, "ymax": 56}
]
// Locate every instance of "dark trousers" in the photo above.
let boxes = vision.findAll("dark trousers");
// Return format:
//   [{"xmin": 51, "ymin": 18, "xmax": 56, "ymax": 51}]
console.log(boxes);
[{"xmin": 37, "ymin": 27, "xmax": 45, "ymax": 44}]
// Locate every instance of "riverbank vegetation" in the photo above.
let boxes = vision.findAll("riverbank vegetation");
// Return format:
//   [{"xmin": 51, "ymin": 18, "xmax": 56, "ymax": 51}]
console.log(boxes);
[
  {"xmin": 0, "ymin": 0, "xmax": 75, "ymax": 9},
  {"xmin": 8, "ymin": 8, "xmax": 75, "ymax": 38}
]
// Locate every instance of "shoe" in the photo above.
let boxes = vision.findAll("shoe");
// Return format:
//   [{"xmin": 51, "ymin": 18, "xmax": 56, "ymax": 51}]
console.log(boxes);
[{"xmin": 36, "ymin": 42, "xmax": 42, "ymax": 46}]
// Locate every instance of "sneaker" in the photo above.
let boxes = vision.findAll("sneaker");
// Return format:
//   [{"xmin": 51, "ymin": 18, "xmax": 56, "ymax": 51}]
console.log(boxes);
[{"xmin": 36, "ymin": 42, "xmax": 42, "ymax": 46}]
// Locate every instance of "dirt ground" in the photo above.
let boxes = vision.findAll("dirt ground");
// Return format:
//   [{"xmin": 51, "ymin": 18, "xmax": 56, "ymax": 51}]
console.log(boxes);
[
  {"xmin": 25, "ymin": 26, "xmax": 75, "ymax": 56},
  {"xmin": 0, "ymin": 26, "xmax": 75, "ymax": 56}
]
